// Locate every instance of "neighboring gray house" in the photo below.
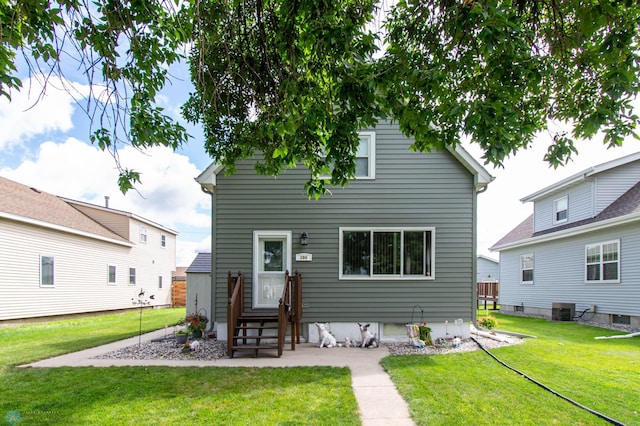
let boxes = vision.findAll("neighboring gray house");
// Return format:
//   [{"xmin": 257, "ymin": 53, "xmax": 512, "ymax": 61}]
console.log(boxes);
[
  {"xmin": 185, "ymin": 252, "xmax": 212, "ymax": 320},
  {"xmin": 196, "ymin": 120, "xmax": 493, "ymax": 342},
  {"xmin": 477, "ymin": 255, "xmax": 499, "ymax": 282},
  {"xmin": 491, "ymin": 152, "xmax": 640, "ymax": 330}
]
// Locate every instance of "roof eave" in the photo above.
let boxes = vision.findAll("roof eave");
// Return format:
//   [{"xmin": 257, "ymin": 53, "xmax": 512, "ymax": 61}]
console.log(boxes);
[
  {"xmin": 0, "ymin": 212, "xmax": 134, "ymax": 247},
  {"xmin": 196, "ymin": 163, "xmax": 224, "ymax": 193},
  {"xmin": 448, "ymin": 145, "xmax": 495, "ymax": 192},
  {"xmin": 490, "ymin": 211, "xmax": 640, "ymax": 252}
]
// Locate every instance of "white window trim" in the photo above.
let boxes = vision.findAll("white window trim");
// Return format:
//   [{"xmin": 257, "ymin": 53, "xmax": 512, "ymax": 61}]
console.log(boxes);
[
  {"xmin": 320, "ymin": 131, "xmax": 376, "ymax": 180},
  {"xmin": 129, "ymin": 267, "xmax": 136, "ymax": 286},
  {"xmin": 553, "ymin": 195, "xmax": 568, "ymax": 224},
  {"xmin": 356, "ymin": 131, "xmax": 376, "ymax": 180},
  {"xmin": 140, "ymin": 226, "xmax": 148, "ymax": 244},
  {"xmin": 339, "ymin": 226, "xmax": 435, "ymax": 280},
  {"xmin": 520, "ymin": 253, "xmax": 534, "ymax": 284},
  {"xmin": 252, "ymin": 231, "xmax": 292, "ymax": 309},
  {"xmin": 108, "ymin": 264, "xmax": 117, "ymax": 285},
  {"xmin": 40, "ymin": 255, "xmax": 55, "ymax": 287},
  {"xmin": 585, "ymin": 239, "xmax": 620, "ymax": 284}
]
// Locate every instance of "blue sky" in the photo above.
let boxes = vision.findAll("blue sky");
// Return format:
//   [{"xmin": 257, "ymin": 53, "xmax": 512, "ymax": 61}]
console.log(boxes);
[{"xmin": 2, "ymin": 63, "xmax": 640, "ymax": 266}]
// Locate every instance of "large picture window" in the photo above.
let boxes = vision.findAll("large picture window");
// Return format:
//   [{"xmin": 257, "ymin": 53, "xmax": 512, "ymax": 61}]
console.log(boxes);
[
  {"xmin": 340, "ymin": 227, "xmax": 433, "ymax": 279},
  {"xmin": 586, "ymin": 240, "xmax": 619, "ymax": 282}
]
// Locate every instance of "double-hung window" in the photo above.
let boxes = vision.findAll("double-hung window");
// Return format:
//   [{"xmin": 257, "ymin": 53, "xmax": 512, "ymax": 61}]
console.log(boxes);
[
  {"xmin": 586, "ymin": 240, "xmax": 620, "ymax": 282},
  {"xmin": 340, "ymin": 227, "xmax": 434, "ymax": 279},
  {"xmin": 355, "ymin": 132, "xmax": 375, "ymax": 179},
  {"xmin": 553, "ymin": 196, "xmax": 568, "ymax": 224},
  {"xmin": 129, "ymin": 267, "xmax": 136, "ymax": 285},
  {"xmin": 140, "ymin": 226, "xmax": 148, "ymax": 243},
  {"xmin": 520, "ymin": 254, "xmax": 534, "ymax": 284},
  {"xmin": 321, "ymin": 132, "xmax": 375, "ymax": 180}
]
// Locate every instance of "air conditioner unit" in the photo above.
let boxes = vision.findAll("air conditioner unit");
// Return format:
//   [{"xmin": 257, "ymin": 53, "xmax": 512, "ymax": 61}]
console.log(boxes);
[{"xmin": 552, "ymin": 303, "xmax": 575, "ymax": 321}]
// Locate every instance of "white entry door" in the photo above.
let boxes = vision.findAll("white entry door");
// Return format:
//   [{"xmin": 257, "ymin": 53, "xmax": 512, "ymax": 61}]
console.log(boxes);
[{"xmin": 253, "ymin": 231, "xmax": 292, "ymax": 309}]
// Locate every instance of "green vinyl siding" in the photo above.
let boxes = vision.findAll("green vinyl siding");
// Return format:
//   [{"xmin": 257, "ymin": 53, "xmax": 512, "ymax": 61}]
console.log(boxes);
[{"xmin": 211, "ymin": 121, "xmax": 476, "ymax": 324}]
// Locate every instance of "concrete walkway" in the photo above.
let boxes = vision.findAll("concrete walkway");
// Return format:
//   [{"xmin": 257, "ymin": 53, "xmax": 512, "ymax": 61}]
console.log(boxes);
[{"xmin": 23, "ymin": 330, "xmax": 415, "ymax": 425}]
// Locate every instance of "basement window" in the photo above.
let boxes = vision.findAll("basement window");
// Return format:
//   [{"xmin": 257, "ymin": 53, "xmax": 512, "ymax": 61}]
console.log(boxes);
[{"xmin": 611, "ymin": 314, "xmax": 631, "ymax": 325}]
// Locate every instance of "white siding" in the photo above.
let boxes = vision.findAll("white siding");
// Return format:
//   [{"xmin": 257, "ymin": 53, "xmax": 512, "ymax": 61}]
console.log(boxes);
[
  {"xmin": 128, "ymin": 218, "xmax": 176, "ymax": 307},
  {"xmin": 0, "ymin": 217, "xmax": 176, "ymax": 320},
  {"xmin": 594, "ymin": 161, "xmax": 640, "ymax": 214},
  {"xmin": 499, "ymin": 221, "xmax": 640, "ymax": 317},
  {"xmin": 533, "ymin": 181, "xmax": 594, "ymax": 233}
]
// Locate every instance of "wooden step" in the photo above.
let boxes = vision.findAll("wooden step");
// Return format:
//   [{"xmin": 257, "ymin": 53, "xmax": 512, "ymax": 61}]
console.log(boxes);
[{"xmin": 229, "ymin": 344, "xmax": 281, "ymax": 358}]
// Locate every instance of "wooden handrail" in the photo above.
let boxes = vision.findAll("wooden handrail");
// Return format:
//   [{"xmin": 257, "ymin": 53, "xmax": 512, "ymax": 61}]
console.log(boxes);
[
  {"xmin": 227, "ymin": 271, "xmax": 244, "ymax": 357},
  {"xmin": 278, "ymin": 270, "xmax": 303, "ymax": 352}
]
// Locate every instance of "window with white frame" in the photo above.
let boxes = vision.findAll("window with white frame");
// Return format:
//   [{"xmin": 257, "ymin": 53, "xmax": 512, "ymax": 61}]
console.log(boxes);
[
  {"xmin": 161, "ymin": 234, "xmax": 166, "ymax": 248},
  {"xmin": 140, "ymin": 226, "xmax": 147, "ymax": 243},
  {"xmin": 586, "ymin": 240, "xmax": 620, "ymax": 282},
  {"xmin": 553, "ymin": 196, "xmax": 568, "ymax": 224},
  {"xmin": 129, "ymin": 267, "xmax": 136, "ymax": 285},
  {"xmin": 108, "ymin": 265, "xmax": 117, "ymax": 285},
  {"xmin": 340, "ymin": 227, "xmax": 433, "ymax": 279},
  {"xmin": 354, "ymin": 132, "xmax": 375, "ymax": 179},
  {"xmin": 321, "ymin": 132, "xmax": 376, "ymax": 180},
  {"xmin": 520, "ymin": 254, "xmax": 534, "ymax": 283},
  {"xmin": 40, "ymin": 255, "xmax": 54, "ymax": 286}
]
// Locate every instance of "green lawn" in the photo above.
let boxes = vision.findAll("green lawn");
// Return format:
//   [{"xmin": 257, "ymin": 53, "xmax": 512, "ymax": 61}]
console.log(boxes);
[
  {"xmin": 0, "ymin": 309, "xmax": 360, "ymax": 425},
  {"xmin": 2, "ymin": 310, "xmax": 638, "ymax": 425},
  {"xmin": 382, "ymin": 313, "xmax": 640, "ymax": 426}
]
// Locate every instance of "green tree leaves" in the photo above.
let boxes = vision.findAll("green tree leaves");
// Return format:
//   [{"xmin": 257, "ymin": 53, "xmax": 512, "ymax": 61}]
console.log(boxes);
[{"xmin": 2, "ymin": 1, "xmax": 640, "ymax": 195}]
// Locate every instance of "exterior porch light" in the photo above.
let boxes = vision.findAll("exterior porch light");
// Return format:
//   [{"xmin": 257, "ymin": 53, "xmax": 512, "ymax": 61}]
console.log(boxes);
[{"xmin": 300, "ymin": 232, "xmax": 309, "ymax": 246}]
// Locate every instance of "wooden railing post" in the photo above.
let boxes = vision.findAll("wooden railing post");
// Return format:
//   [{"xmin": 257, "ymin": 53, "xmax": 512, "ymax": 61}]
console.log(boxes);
[{"xmin": 227, "ymin": 271, "xmax": 244, "ymax": 358}]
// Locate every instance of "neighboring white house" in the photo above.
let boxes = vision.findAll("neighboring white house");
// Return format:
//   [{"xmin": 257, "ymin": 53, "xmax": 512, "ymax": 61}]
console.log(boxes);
[
  {"xmin": 477, "ymin": 255, "xmax": 499, "ymax": 282},
  {"xmin": 0, "ymin": 176, "xmax": 177, "ymax": 321},
  {"xmin": 491, "ymin": 152, "xmax": 640, "ymax": 330}
]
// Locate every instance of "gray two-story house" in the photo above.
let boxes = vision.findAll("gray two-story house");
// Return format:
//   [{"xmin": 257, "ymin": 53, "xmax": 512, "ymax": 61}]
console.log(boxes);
[
  {"xmin": 196, "ymin": 120, "xmax": 493, "ymax": 345},
  {"xmin": 491, "ymin": 152, "xmax": 640, "ymax": 330}
]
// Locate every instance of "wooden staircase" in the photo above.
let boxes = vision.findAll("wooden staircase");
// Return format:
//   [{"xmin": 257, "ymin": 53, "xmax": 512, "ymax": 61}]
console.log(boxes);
[{"xmin": 227, "ymin": 271, "xmax": 302, "ymax": 358}]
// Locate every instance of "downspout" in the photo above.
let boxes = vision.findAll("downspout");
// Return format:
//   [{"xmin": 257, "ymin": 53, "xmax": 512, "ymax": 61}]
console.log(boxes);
[
  {"xmin": 200, "ymin": 185, "xmax": 216, "ymax": 334},
  {"xmin": 472, "ymin": 179, "xmax": 491, "ymax": 323},
  {"xmin": 472, "ymin": 184, "xmax": 479, "ymax": 326}
]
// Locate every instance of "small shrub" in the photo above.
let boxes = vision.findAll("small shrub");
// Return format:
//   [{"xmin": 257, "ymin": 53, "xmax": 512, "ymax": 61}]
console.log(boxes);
[{"xmin": 478, "ymin": 316, "xmax": 498, "ymax": 330}]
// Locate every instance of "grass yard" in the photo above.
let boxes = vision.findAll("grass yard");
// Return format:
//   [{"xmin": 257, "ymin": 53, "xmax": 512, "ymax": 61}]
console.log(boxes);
[
  {"xmin": 0, "ymin": 309, "xmax": 359, "ymax": 425},
  {"xmin": 382, "ymin": 313, "xmax": 640, "ymax": 426}
]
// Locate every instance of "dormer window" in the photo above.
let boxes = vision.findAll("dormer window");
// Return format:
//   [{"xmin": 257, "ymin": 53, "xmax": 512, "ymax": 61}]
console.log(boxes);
[{"xmin": 553, "ymin": 196, "xmax": 568, "ymax": 224}]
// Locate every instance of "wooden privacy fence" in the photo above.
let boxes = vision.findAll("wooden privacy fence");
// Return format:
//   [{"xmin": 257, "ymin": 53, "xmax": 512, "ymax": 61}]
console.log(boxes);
[
  {"xmin": 172, "ymin": 278, "xmax": 186, "ymax": 307},
  {"xmin": 477, "ymin": 281, "xmax": 498, "ymax": 310}
]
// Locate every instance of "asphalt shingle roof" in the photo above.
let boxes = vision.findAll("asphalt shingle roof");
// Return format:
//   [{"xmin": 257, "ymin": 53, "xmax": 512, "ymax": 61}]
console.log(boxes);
[
  {"xmin": 186, "ymin": 252, "xmax": 211, "ymax": 273},
  {"xmin": 0, "ymin": 176, "xmax": 129, "ymax": 243}
]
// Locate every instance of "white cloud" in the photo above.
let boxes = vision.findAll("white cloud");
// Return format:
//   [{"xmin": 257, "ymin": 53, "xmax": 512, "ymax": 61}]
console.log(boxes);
[
  {"xmin": 1, "ymin": 137, "xmax": 212, "ymax": 266},
  {"xmin": 0, "ymin": 75, "xmax": 89, "ymax": 150},
  {"xmin": 177, "ymin": 235, "xmax": 212, "ymax": 268}
]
